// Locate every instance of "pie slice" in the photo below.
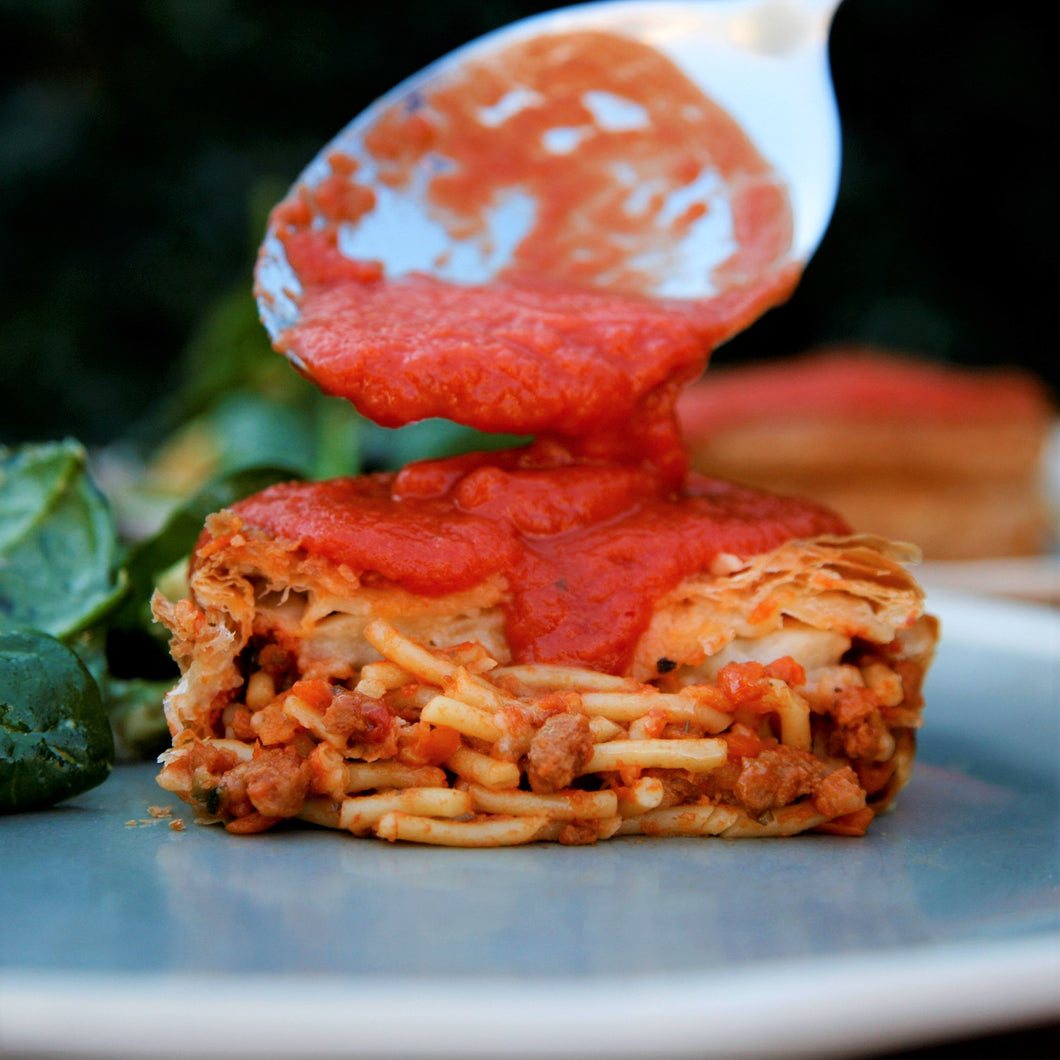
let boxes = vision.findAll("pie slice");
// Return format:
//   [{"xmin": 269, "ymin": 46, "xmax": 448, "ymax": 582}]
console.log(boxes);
[{"xmin": 153, "ymin": 454, "xmax": 937, "ymax": 845}]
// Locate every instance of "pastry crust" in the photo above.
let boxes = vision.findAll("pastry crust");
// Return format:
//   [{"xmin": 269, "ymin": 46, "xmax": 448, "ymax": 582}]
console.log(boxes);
[{"xmin": 680, "ymin": 347, "xmax": 1055, "ymax": 559}]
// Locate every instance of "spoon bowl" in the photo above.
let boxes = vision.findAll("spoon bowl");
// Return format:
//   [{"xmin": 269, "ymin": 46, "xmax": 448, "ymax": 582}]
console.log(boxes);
[{"xmin": 257, "ymin": 0, "xmax": 843, "ymax": 343}]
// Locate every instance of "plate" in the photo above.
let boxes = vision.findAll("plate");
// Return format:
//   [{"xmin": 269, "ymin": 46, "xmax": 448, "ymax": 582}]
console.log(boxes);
[{"xmin": 2, "ymin": 589, "xmax": 1058, "ymax": 1059}]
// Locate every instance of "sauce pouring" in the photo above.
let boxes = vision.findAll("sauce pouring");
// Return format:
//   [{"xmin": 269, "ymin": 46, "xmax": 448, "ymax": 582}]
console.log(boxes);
[{"xmin": 252, "ymin": 0, "xmax": 843, "ymax": 477}]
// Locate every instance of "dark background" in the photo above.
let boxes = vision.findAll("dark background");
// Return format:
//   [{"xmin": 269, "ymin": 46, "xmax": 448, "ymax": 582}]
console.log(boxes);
[{"xmin": 1, "ymin": 0, "xmax": 1054, "ymax": 451}]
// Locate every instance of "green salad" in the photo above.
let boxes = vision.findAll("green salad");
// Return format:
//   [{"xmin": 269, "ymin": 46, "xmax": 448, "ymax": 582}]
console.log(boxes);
[{"xmin": 0, "ymin": 439, "xmax": 298, "ymax": 812}]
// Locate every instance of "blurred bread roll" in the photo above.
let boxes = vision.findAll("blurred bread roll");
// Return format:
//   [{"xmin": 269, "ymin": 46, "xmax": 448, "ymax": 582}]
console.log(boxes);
[{"xmin": 679, "ymin": 346, "xmax": 1056, "ymax": 560}]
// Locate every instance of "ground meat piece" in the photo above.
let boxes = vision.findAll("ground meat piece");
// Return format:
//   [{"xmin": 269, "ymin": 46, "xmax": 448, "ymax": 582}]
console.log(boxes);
[
  {"xmin": 813, "ymin": 766, "xmax": 867, "ymax": 818},
  {"xmin": 258, "ymin": 642, "xmax": 295, "ymax": 678},
  {"xmin": 733, "ymin": 746, "xmax": 826, "ymax": 817},
  {"xmin": 854, "ymin": 755, "xmax": 898, "ymax": 799},
  {"xmin": 246, "ymin": 748, "xmax": 311, "ymax": 818},
  {"xmin": 643, "ymin": 768, "xmax": 702, "ymax": 808},
  {"xmin": 696, "ymin": 756, "xmax": 743, "ymax": 805},
  {"xmin": 221, "ymin": 747, "xmax": 310, "ymax": 823},
  {"xmin": 229, "ymin": 707, "xmax": 257, "ymax": 742},
  {"xmin": 225, "ymin": 811, "xmax": 281, "ymax": 835},
  {"xmin": 252, "ymin": 702, "xmax": 302, "ymax": 745},
  {"xmin": 558, "ymin": 821, "xmax": 602, "ymax": 846},
  {"xmin": 526, "ymin": 712, "xmax": 594, "ymax": 794},
  {"xmin": 183, "ymin": 738, "xmax": 242, "ymax": 778},
  {"xmin": 160, "ymin": 738, "xmax": 241, "ymax": 812},
  {"xmin": 831, "ymin": 686, "xmax": 891, "ymax": 760},
  {"xmin": 324, "ymin": 689, "xmax": 394, "ymax": 746}
]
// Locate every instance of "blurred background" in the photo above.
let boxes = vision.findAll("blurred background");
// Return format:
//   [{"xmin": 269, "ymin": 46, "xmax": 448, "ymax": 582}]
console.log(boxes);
[{"xmin": 1, "ymin": 0, "xmax": 1054, "ymax": 455}]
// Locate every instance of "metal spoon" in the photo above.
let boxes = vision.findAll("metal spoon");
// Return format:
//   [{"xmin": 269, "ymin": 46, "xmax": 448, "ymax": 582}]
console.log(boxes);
[{"xmin": 256, "ymin": 0, "xmax": 843, "ymax": 342}]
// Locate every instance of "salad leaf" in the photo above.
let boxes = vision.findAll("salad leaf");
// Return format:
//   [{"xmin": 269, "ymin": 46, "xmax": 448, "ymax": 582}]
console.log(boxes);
[
  {"xmin": 70, "ymin": 627, "xmax": 172, "ymax": 762},
  {"xmin": 0, "ymin": 440, "xmax": 126, "ymax": 639},
  {"xmin": 362, "ymin": 418, "xmax": 529, "ymax": 470},
  {"xmin": 0, "ymin": 439, "xmax": 300, "ymax": 811},
  {"xmin": 0, "ymin": 629, "xmax": 114, "ymax": 813},
  {"xmin": 99, "ymin": 675, "xmax": 175, "ymax": 761}
]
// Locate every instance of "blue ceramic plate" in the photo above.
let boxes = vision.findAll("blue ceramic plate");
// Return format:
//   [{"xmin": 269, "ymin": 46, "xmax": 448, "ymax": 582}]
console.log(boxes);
[{"xmin": 2, "ymin": 589, "xmax": 1057, "ymax": 1058}]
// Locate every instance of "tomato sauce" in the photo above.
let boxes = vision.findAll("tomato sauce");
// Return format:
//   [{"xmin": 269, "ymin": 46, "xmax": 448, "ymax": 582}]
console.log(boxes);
[
  {"xmin": 264, "ymin": 30, "xmax": 800, "ymax": 479},
  {"xmin": 277, "ymin": 228, "xmax": 799, "ymax": 480},
  {"xmin": 234, "ymin": 444, "xmax": 847, "ymax": 673},
  {"xmin": 238, "ymin": 29, "xmax": 846, "ymax": 673}
]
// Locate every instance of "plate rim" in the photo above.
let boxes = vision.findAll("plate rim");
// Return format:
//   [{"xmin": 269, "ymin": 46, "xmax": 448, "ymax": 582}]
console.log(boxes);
[{"xmin": 3, "ymin": 934, "xmax": 1058, "ymax": 1058}]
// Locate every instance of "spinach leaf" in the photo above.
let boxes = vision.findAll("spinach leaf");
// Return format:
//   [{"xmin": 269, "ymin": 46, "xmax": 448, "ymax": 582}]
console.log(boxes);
[
  {"xmin": 70, "ymin": 627, "xmax": 172, "ymax": 762},
  {"xmin": 0, "ymin": 629, "xmax": 114, "ymax": 812},
  {"xmin": 100, "ymin": 675, "xmax": 174, "ymax": 761},
  {"xmin": 361, "ymin": 417, "xmax": 527, "ymax": 470},
  {"xmin": 0, "ymin": 441, "xmax": 126, "ymax": 639}
]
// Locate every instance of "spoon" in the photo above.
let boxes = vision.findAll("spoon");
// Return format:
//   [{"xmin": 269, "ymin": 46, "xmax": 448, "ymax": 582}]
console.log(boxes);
[{"xmin": 256, "ymin": 0, "xmax": 843, "ymax": 344}]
